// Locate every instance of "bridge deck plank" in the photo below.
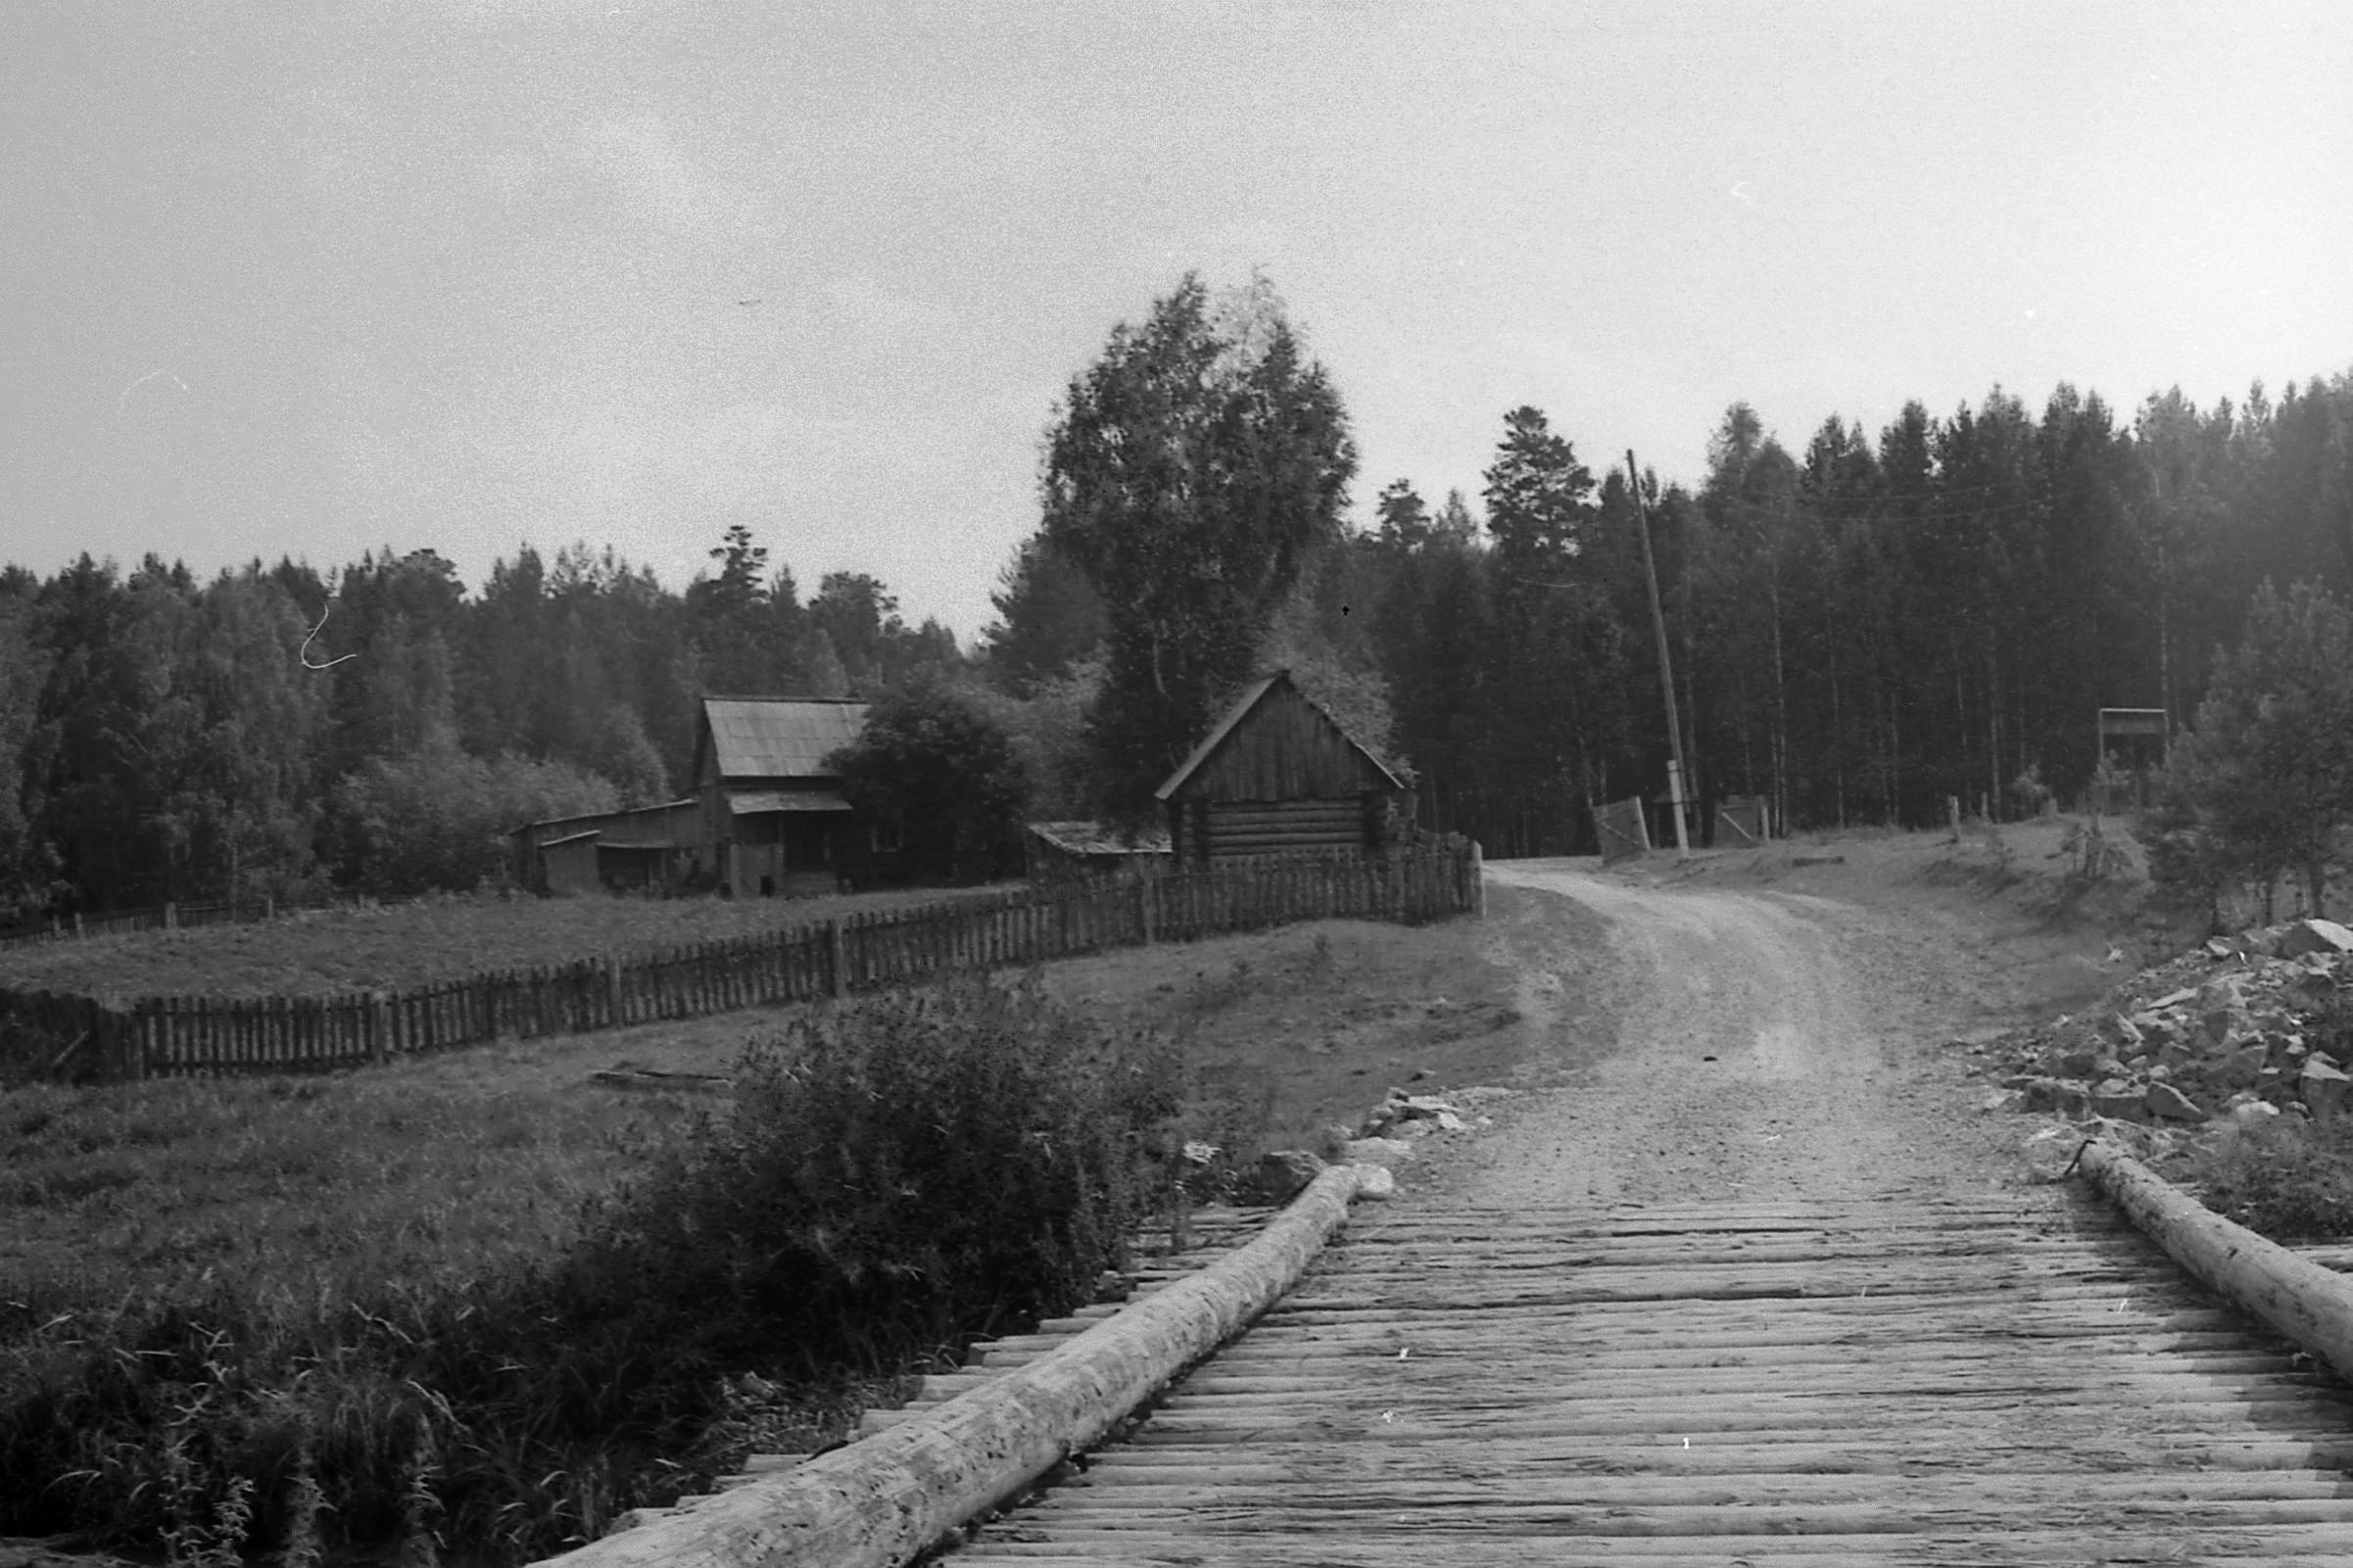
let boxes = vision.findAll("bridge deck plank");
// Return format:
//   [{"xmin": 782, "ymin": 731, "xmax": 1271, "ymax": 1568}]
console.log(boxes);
[{"xmin": 945, "ymin": 1190, "xmax": 2353, "ymax": 1563}]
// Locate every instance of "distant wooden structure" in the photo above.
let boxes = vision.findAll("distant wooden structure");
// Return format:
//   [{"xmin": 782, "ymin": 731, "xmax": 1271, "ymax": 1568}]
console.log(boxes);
[
  {"xmin": 1025, "ymin": 821, "xmax": 1173, "ymax": 882},
  {"xmin": 1714, "ymin": 793, "xmax": 1771, "ymax": 847},
  {"xmin": 509, "ymin": 798, "xmax": 699, "ymax": 896},
  {"xmin": 1591, "ymin": 796, "xmax": 1651, "ymax": 863},
  {"xmin": 1155, "ymin": 671, "xmax": 1408, "ymax": 866},
  {"xmin": 692, "ymin": 695, "xmax": 900, "ymax": 896}
]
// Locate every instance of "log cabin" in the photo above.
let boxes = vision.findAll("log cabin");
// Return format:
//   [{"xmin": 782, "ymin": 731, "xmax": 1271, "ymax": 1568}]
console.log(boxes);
[{"xmin": 1155, "ymin": 670, "xmax": 1407, "ymax": 865}]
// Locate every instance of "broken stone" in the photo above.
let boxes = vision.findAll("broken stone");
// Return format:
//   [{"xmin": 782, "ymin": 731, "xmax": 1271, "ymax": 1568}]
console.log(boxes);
[
  {"xmin": 2149, "ymin": 986, "xmax": 2198, "ymax": 1010},
  {"xmin": 2214, "ymin": 1043, "xmax": 2273, "ymax": 1091},
  {"xmin": 2277, "ymin": 919, "xmax": 2353, "ymax": 958},
  {"xmin": 2143, "ymin": 1081, "xmax": 2203, "ymax": 1121},
  {"xmin": 1352, "ymin": 1163, "xmax": 1397, "ymax": 1200},
  {"xmin": 2019, "ymin": 1077, "xmax": 2090, "ymax": 1117},
  {"xmin": 2090, "ymin": 1078, "xmax": 2148, "ymax": 1121},
  {"xmin": 1433, "ymin": 1110, "xmax": 1466, "ymax": 1132},
  {"xmin": 1256, "ymin": 1149, "xmax": 1325, "ymax": 1203},
  {"xmin": 1395, "ymin": 1094, "xmax": 1462, "ymax": 1120},
  {"xmin": 2051, "ymin": 1044, "xmax": 2103, "ymax": 1078},
  {"xmin": 2301, "ymin": 1058, "xmax": 2351, "ymax": 1120},
  {"xmin": 2200, "ymin": 1002, "xmax": 2253, "ymax": 1047}
]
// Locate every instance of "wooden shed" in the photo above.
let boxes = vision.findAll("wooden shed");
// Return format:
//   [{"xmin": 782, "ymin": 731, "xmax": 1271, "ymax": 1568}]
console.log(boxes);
[
  {"xmin": 690, "ymin": 695, "xmax": 901, "ymax": 896},
  {"xmin": 1025, "ymin": 821, "xmax": 1173, "ymax": 882},
  {"xmin": 509, "ymin": 798, "xmax": 699, "ymax": 895},
  {"xmin": 1155, "ymin": 670, "xmax": 1408, "ymax": 865},
  {"xmin": 538, "ymin": 831, "xmax": 601, "ymax": 896}
]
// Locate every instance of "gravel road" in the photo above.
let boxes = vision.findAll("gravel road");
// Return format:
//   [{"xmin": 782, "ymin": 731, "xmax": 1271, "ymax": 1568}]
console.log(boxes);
[{"xmin": 1429, "ymin": 858, "xmax": 2035, "ymax": 1211}]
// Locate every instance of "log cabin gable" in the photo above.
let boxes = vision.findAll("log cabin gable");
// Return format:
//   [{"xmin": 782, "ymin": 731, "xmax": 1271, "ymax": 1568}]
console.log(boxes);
[
  {"xmin": 1156, "ymin": 672, "xmax": 1406, "ymax": 865},
  {"xmin": 1156, "ymin": 671, "xmax": 1403, "ymax": 806}
]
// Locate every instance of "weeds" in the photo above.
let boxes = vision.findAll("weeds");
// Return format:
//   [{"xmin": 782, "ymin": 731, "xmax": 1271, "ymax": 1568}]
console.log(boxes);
[{"xmin": 2180, "ymin": 1115, "xmax": 2353, "ymax": 1240}]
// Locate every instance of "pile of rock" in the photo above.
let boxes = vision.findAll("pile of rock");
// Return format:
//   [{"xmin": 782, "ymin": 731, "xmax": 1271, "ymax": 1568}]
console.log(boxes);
[
  {"xmin": 1256, "ymin": 1085, "xmax": 1493, "ymax": 1203},
  {"xmin": 1988, "ymin": 917, "xmax": 2353, "ymax": 1126}
]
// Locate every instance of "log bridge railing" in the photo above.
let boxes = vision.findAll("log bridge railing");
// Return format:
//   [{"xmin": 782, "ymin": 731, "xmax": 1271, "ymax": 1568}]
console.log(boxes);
[{"xmin": 0, "ymin": 839, "xmax": 1480, "ymax": 1083}]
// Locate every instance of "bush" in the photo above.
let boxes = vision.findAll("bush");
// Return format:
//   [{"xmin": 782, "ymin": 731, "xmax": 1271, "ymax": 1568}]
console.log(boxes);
[
  {"xmin": 827, "ymin": 684, "xmax": 1031, "ymax": 883},
  {"xmin": 0, "ymin": 973, "xmax": 1190, "ymax": 1561},
  {"xmin": 330, "ymin": 740, "xmax": 619, "ymax": 895},
  {"xmin": 561, "ymin": 971, "xmax": 1183, "ymax": 1374},
  {"xmin": 2181, "ymin": 1115, "xmax": 2353, "ymax": 1241}
]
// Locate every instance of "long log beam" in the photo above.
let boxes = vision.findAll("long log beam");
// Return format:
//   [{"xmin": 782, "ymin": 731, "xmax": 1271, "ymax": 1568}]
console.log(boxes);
[{"xmin": 2076, "ymin": 1139, "xmax": 2353, "ymax": 1382}]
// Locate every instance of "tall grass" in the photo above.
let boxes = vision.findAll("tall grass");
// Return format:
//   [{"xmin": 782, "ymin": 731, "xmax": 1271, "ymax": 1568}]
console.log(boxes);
[{"xmin": 0, "ymin": 973, "xmax": 1192, "ymax": 1563}]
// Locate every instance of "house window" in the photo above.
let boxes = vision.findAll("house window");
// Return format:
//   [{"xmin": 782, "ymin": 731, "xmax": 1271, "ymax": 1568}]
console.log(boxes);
[{"xmin": 870, "ymin": 817, "xmax": 903, "ymax": 855}]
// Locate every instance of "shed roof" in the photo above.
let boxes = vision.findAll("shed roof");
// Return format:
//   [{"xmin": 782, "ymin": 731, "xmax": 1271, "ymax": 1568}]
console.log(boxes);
[
  {"xmin": 1153, "ymin": 670, "xmax": 1406, "ymax": 801},
  {"xmin": 698, "ymin": 697, "xmax": 869, "ymax": 782},
  {"xmin": 729, "ymin": 788, "xmax": 855, "ymax": 815},
  {"xmin": 1028, "ymin": 820, "xmax": 1173, "ymax": 856},
  {"xmin": 509, "ymin": 797, "xmax": 695, "ymax": 842}
]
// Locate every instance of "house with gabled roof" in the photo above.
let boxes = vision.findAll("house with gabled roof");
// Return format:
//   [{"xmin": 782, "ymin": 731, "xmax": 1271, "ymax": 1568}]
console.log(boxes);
[
  {"xmin": 1155, "ymin": 670, "xmax": 1408, "ymax": 865},
  {"xmin": 691, "ymin": 695, "xmax": 895, "ymax": 896}
]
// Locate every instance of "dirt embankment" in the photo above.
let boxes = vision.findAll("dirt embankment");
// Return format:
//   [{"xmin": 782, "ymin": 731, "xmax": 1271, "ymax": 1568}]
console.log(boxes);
[{"xmin": 1405, "ymin": 824, "xmax": 2165, "ymax": 1210}]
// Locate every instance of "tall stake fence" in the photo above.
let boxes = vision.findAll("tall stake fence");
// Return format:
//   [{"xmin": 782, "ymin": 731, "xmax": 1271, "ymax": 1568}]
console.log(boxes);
[{"xmin": 0, "ymin": 840, "xmax": 1479, "ymax": 1084}]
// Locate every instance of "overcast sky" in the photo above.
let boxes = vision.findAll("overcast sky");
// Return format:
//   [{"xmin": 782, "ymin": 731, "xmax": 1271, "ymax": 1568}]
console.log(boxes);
[{"xmin": 5, "ymin": 1, "xmax": 2349, "ymax": 641}]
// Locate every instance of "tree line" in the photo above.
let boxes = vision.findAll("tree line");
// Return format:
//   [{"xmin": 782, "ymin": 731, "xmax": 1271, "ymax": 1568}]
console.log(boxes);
[
  {"xmin": 992, "ymin": 277, "xmax": 2353, "ymax": 864},
  {"xmin": 3, "ymin": 268, "xmax": 2348, "ymax": 920},
  {"xmin": 0, "ymin": 534, "xmax": 961, "ymax": 919}
]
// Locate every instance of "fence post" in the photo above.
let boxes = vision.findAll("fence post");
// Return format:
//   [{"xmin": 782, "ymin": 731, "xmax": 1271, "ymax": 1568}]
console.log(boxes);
[
  {"xmin": 1469, "ymin": 839, "xmax": 1484, "ymax": 917},
  {"xmin": 828, "ymin": 917, "xmax": 846, "ymax": 999}
]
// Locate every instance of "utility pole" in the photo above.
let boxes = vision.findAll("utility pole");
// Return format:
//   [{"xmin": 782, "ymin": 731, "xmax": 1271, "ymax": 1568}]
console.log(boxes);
[{"xmin": 1629, "ymin": 451, "xmax": 1691, "ymax": 858}]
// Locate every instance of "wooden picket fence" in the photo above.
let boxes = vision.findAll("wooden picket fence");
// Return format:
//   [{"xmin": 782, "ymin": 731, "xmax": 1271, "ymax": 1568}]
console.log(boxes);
[{"xmin": 0, "ymin": 840, "xmax": 1480, "ymax": 1084}]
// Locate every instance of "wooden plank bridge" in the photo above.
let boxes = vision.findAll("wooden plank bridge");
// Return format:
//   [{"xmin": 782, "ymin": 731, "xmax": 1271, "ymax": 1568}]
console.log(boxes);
[{"xmin": 939, "ymin": 1188, "xmax": 2353, "ymax": 1565}]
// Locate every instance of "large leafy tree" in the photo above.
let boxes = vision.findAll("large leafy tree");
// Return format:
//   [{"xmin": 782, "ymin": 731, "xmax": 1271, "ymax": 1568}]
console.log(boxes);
[
  {"xmin": 827, "ymin": 683, "xmax": 1029, "ymax": 882},
  {"xmin": 2156, "ymin": 579, "xmax": 2353, "ymax": 919},
  {"xmin": 1041, "ymin": 273, "xmax": 1357, "ymax": 818}
]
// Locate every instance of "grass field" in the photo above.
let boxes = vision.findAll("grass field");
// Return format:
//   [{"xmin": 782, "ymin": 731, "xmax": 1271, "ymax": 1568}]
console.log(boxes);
[
  {"xmin": 2, "ymin": 905, "xmax": 1533, "ymax": 1307},
  {"xmin": 0, "ymin": 883, "xmax": 1017, "ymax": 1000},
  {"xmin": 0, "ymin": 893, "xmax": 1539, "ymax": 1559}
]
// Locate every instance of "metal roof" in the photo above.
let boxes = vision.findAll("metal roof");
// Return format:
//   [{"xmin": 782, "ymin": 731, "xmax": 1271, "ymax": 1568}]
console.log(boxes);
[
  {"xmin": 510, "ymin": 797, "xmax": 696, "ymax": 840},
  {"xmin": 1153, "ymin": 670, "xmax": 1406, "ymax": 801},
  {"xmin": 729, "ymin": 788, "xmax": 855, "ymax": 815},
  {"xmin": 701, "ymin": 697, "xmax": 869, "ymax": 781}
]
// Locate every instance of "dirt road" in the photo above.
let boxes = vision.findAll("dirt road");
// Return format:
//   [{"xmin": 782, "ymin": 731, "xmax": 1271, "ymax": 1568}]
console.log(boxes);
[{"xmin": 1436, "ymin": 857, "xmax": 2042, "ymax": 1209}]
